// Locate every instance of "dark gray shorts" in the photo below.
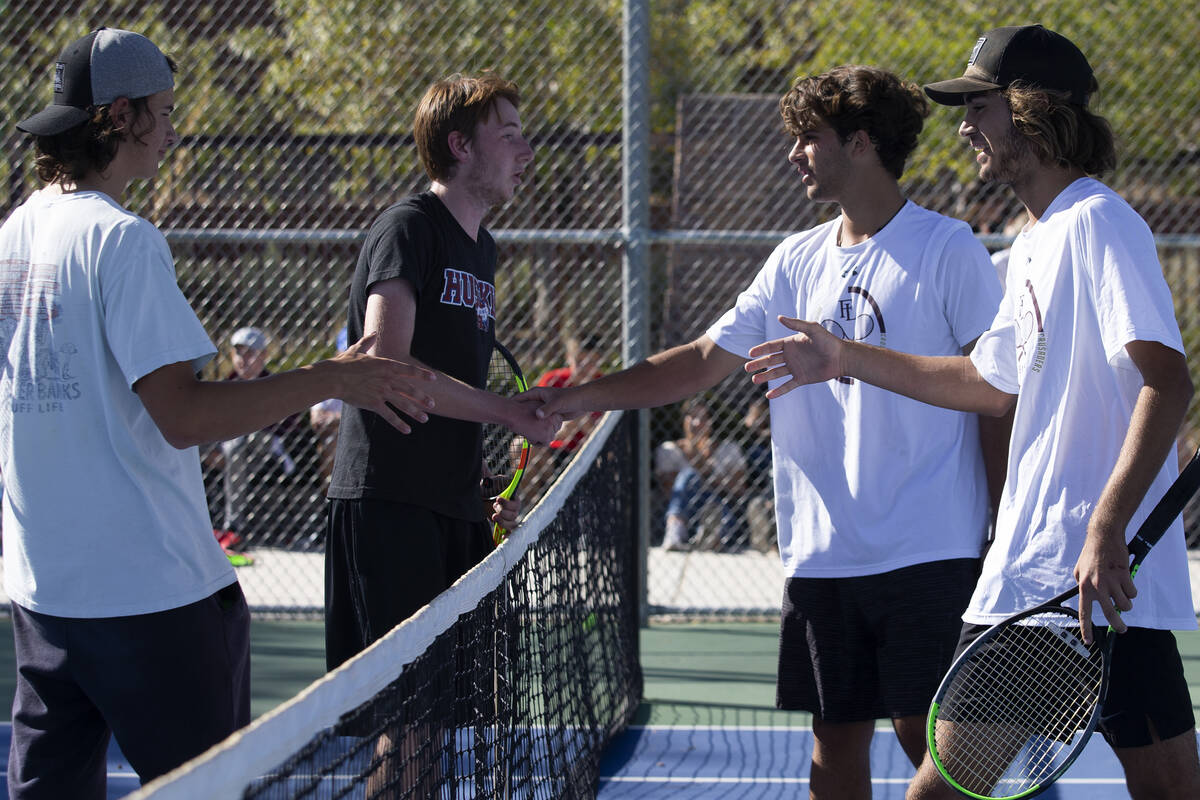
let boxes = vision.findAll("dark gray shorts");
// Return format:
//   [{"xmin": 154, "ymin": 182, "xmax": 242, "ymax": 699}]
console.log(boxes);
[
  {"xmin": 777, "ymin": 558, "xmax": 979, "ymax": 722},
  {"xmin": 7, "ymin": 582, "xmax": 250, "ymax": 798}
]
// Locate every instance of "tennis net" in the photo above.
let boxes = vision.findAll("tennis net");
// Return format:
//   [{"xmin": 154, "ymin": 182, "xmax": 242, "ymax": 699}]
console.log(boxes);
[{"xmin": 132, "ymin": 411, "xmax": 642, "ymax": 799}]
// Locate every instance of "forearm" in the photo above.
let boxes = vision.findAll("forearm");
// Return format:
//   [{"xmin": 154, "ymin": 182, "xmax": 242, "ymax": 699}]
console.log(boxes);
[
  {"xmin": 978, "ymin": 407, "xmax": 1014, "ymax": 515},
  {"xmin": 412, "ymin": 359, "xmax": 528, "ymax": 428},
  {"xmin": 842, "ymin": 342, "xmax": 1014, "ymax": 416},
  {"xmin": 1073, "ymin": 344, "xmax": 1192, "ymax": 632},
  {"xmin": 139, "ymin": 360, "xmax": 348, "ymax": 447},
  {"xmin": 567, "ymin": 337, "xmax": 742, "ymax": 412},
  {"xmin": 747, "ymin": 317, "xmax": 1016, "ymax": 415}
]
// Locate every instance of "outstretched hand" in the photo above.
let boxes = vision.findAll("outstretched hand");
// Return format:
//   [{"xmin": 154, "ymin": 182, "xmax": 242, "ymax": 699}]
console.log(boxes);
[
  {"xmin": 331, "ymin": 332, "xmax": 437, "ymax": 433},
  {"xmin": 745, "ymin": 316, "xmax": 844, "ymax": 398},
  {"xmin": 519, "ymin": 385, "xmax": 590, "ymax": 422},
  {"xmin": 511, "ymin": 396, "xmax": 563, "ymax": 446}
]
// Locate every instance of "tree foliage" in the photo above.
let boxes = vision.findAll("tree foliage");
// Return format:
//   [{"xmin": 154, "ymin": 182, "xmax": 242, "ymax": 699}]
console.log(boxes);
[{"xmin": 3, "ymin": 0, "xmax": 1197, "ymax": 200}]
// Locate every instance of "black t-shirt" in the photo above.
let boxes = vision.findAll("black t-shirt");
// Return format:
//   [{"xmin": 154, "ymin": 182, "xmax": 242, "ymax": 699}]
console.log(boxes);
[{"xmin": 328, "ymin": 191, "xmax": 496, "ymax": 520}]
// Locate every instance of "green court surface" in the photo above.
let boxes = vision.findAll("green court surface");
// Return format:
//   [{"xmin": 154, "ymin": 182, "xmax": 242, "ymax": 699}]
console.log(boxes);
[
  {"xmin": 636, "ymin": 622, "xmax": 1200, "ymax": 725},
  {"xmin": 0, "ymin": 619, "xmax": 1196, "ymax": 725}
]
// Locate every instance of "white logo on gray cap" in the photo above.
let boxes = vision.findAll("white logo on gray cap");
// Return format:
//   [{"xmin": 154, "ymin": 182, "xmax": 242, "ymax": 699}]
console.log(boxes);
[
  {"xmin": 968, "ymin": 37, "xmax": 987, "ymax": 66},
  {"xmin": 53, "ymin": 62, "xmax": 65, "ymax": 93}
]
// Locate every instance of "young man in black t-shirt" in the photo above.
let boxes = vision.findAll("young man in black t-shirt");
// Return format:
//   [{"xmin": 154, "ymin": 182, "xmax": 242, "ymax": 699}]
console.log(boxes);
[{"xmin": 325, "ymin": 74, "xmax": 560, "ymax": 672}]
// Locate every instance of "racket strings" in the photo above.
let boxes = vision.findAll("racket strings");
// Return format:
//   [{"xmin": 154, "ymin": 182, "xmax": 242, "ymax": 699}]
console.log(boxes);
[
  {"xmin": 482, "ymin": 349, "xmax": 521, "ymax": 488},
  {"xmin": 933, "ymin": 610, "xmax": 1104, "ymax": 798}
]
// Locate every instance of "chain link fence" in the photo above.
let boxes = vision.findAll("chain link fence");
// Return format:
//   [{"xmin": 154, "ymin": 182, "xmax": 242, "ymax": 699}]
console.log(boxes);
[{"xmin": 3, "ymin": 1, "xmax": 1198, "ymax": 617}]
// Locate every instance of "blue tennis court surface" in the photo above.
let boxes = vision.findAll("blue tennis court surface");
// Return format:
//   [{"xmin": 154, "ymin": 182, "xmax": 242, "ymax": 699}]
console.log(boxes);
[
  {"xmin": 597, "ymin": 725, "xmax": 1200, "ymax": 798},
  {"xmin": 3, "ymin": 722, "xmax": 1176, "ymax": 798},
  {"xmin": 0, "ymin": 721, "xmax": 1178, "ymax": 798}
]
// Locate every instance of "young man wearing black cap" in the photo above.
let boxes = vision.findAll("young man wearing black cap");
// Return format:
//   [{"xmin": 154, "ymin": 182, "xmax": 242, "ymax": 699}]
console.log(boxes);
[
  {"xmin": 0, "ymin": 28, "xmax": 437, "ymax": 795},
  {"xmin": 743, "ymin": 25, "xmax": 1200, "ymax": 799}
]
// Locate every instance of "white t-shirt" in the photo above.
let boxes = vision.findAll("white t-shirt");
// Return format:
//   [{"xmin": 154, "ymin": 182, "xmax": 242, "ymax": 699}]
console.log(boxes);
[
  {"xmin": 709, "ymin": 201, "xmax": 1002, "ymax": 577},
  {"xmin": 0, "ymin": 189, "xmax": 235, "ymax": 617},
  {"xmin": 970, "ymin": 178, "xmax": 1194, "ymax": 629}
]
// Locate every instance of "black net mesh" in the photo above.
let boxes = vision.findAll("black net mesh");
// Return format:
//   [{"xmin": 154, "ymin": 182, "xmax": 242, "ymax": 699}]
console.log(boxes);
[{"xmin": 238, "ymin": 413, "xmax": 641, "ymax": 799}]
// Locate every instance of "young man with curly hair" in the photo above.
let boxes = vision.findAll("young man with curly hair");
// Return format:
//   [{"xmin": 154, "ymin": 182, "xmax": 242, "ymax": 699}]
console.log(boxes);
[
  {"xmin": 524, "ymin": 65, "xmax": 1006, "ymax": 797},
  {"xmin": 744, "ymin": 26, "xmax": 1200, "ymax": 800},
  {"xmin": 0, "ymin": 28, "xmax": 438, "ymax": 796}
]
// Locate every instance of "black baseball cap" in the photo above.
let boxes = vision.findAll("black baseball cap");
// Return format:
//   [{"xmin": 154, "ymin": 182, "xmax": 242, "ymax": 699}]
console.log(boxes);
[
  {"xmin": 923, "ymin": 25, "xmax": 1094, "ymax": 107},
  {"xmin": 17, "ymin": 27, "xmax": 174, "ymax": 136}
]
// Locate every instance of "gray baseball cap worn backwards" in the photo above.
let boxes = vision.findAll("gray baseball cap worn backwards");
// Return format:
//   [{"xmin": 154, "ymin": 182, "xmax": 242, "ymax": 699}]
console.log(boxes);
[
  {"xmin": 923, "ymin": 24, "xmax": 1094, "ymax": 107},
  {"xmin": 17, "ymin": 27, "xmax": 174, "ymax": 136}
]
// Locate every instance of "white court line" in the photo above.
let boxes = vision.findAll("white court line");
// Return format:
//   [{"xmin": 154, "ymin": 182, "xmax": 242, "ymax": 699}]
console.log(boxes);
[{"xmin": 599, "ymin": 776, "xmax": 1127, "ymax": 785}]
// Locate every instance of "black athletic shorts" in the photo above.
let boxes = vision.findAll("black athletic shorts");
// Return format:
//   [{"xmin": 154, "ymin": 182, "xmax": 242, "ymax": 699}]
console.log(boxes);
[
  {"xmin": 954, "ymin": 622, "xmax": 1196, "ymax": 748},
  {"xmin": 324, "ymin": 497, "xmax": 492, "ymax": 672},
  {"xmin": 777, "ymin": 557, "xmax": 979, "ymax": 722}
]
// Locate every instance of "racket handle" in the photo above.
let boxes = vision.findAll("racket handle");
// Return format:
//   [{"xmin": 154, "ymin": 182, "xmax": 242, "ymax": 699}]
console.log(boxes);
[{"xmin": 1127, "ymin": 446, "xmax": 1200, "ymax": 562}]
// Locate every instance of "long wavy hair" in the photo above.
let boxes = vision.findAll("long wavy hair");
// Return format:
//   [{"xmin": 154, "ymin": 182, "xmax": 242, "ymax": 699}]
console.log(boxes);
[{"xmin": 1003, "ymin": 79, "xmax": 1117, "ymax": 175}]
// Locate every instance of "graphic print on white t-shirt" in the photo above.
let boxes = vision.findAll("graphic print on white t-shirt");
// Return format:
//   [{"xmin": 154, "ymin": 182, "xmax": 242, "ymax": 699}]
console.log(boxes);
[
  {"xmin": 0, "ymin": 260, "xmax": 83, "ymax": 416},
  {"xmin": 820, "ymin": 286, "xmax": 886, "ymax": 385},
  {"xmin": 1013, "ymin": 278, "xmax": 1047, "ymax": 377}
]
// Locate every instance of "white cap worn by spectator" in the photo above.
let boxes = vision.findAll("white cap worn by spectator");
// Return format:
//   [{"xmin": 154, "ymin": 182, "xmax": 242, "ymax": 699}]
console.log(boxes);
[{"xmin": 230, "ymin": 327, "xmax": 268, "ymax": 351}]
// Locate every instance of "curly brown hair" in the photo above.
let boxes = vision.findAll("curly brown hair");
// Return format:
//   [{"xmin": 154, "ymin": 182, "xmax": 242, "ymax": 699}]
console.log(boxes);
[
  {"xmin": 30, "ymin": 56, "xmax": 177, "ymax": 185},
  {"xmin": 413, "ymin": 73, "xmax": 521, "ymax": 182},
  {"xmin": 779, "ymin": 65, "xmax": 929, "ymax": 179},
  {"xmin": 1003, "ymin": 79, "xmax": 1116, "ymax": 176}
]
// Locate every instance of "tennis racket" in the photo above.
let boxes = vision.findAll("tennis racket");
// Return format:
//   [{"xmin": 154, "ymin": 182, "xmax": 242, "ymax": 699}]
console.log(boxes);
[
  {"xmin": 926, "ymin": 446, "xmax": 1200, "ymax": 799},
  {"xmin": 482, "ymin": 341, "xmax": 529, "ymax": 545}
]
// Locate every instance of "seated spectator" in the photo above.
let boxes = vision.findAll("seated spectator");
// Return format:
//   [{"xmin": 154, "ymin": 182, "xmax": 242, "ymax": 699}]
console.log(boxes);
[
  {"xmin": 654, "ymin": 397, "xmax": 746, "ymax": 551},
  {"xmin": 207, "ymin": 327, "xmax": 308, "ymax": 549},
  {"xmin": 741, "ymin": 397, "xmax": 776, "ymax": 553}
]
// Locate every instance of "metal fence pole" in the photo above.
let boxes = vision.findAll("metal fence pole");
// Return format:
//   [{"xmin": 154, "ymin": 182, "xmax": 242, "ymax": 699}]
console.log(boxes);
[{"xmin": 623, "ymin": 0, "xmax": 652, "ymax": 627}]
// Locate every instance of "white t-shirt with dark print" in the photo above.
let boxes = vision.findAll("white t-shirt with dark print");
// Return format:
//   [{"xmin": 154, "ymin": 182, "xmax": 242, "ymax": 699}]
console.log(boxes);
[
  {"xmin": 709, "ymin": 201, "xmax": 1003, "ymax": 578},
  {"xmin": 970, "ymin": 178, "xmax": 1194, "ymax": 630},
  {"xmin": 0, "ymin": 189, "xmax": 233, "ymax": 618}
]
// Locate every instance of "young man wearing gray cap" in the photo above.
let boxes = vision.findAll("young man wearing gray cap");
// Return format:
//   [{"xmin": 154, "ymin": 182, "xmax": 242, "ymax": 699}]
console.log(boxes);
[
  {"xmin": 743, "ymin": 24, "xmax": 1200, "ymax": 799},
  {"xmin": 0, "ymin": 28, "xmax": 437, "ymax": 795}
]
